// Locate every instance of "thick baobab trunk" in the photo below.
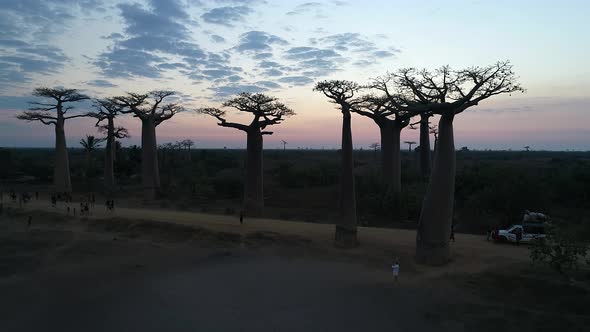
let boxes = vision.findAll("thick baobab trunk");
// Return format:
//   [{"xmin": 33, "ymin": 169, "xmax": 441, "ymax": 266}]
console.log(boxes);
[
  {"xmin": 104, "ymin": 118, "xmax": 115, "ymax": 190},
  {"xmin": 336, "ymin": 109, "xmax": 358, "ymax": 248},
  {"xmin": 379, "ymin": 120, "xmax": 402, "ymax": 195},
  {"xmin": 141, "ymin": 118, "xmax": 159, "ymax": 199},
  {"xmin": 419, "ymin": 113, "xmax": 431, "ymax": 179},
  {"xmin": 416, "ymin": 113, "xmax": 455, "ymax": 265},
  {"xmin": 53, "ymin": 117, "xmax": 72, "ymax": 193},
  {"xmin": 243, "ymin": 129, "xmax": 264, "ymax": 216}
]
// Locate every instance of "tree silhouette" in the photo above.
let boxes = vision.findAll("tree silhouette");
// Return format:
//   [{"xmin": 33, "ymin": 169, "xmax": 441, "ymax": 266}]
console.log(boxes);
[
  {"xmin": 80, "ymin": 135, "xmax": 106, "ymax": 177},
  {"xmin": 113, "ymin": 91, "xmax": 183, "ymax": 199},
  {"xmin": 404, "ymin": 141, "xmax": 417, "ymax": 152},
  {"xmin": 182, "ymin": 139, "xmax": 195, "ymax": 161},
  {"xmin": 524, "ymin": 146, "xmax": 531, "ymax": 152},
  {"xmin": 92, "ymin": 98, "xmax": 129, "ymax": 190},
  {"xmin": 360, "ymin": 84, "xmax": 418, "ymax": 194},
  {"xmin": 200, "ymin": 92, "xmax": 295, "ymax": 216},
  {"xmin": 396, "ymin": 61, "xmax": 524, "ymax": 265},
  {"xmin": 16, "ymin": 88, "xmax": 91, "ymax": 192},
  {"xmin": 281, "ymin": 140, "xmax": 287, "ymax": 151},
  {"xmin": 314, "ymin": 80, "xmax": 363, "ymax": 247},
  {"xmin": 429, "ymin": 125, "xmax": 439, "ymax": 153}
]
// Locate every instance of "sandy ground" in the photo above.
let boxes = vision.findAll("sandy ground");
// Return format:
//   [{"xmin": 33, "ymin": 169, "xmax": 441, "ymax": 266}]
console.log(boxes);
[{"xmin": 0, "ymin": 199, "xmax": 586, "ymax": 332}]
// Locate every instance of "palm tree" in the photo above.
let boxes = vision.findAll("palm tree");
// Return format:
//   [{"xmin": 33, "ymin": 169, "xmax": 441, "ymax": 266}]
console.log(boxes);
[{"xmin": 80, "ymin": 135, "xmax": 106, "ymax": 177}]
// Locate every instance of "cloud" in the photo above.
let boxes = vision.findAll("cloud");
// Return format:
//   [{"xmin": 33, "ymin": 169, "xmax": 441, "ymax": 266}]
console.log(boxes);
[
  {"xmin": 95, "ymin": 47, "xmax": 165, "ymax": 78},
  {"xmin": 86, "ymin": 79, "xmax": 117, "ymax": 88},
  {"xmin": 283, "ymin": 46, "xmax": 342, "ymax": 77},
  {"xmin": 253, "ymin": 52, "xmax": 273, "ymax": 59},
  {"xmin": 0, "ymin": 0, "xmax": 104, "ymax": 39},
  {"xmin": 208, "ymin": 84, "xmax": 268, "ymax": 98},
  {"xmin": 262, "ymin": 69, "xmax": 283, "ymax": 76},
  {"xmin": 285, "ymin": 47, "xmax": 339, "ymax": 60},
  {"xmin": 278, "ymin": 76, "xmax": 314, "ymax": 86},
  {"xmin": 235, "ymin": 31, "xmax": 289, "ymax": 53},
  {"xmin": 316, "ymin": 33, "xmax": 376, "ymax": 52},
  {"xmin": 117, "ymin": 2, "xmax": 189, "ymax": 39},
  {"xmin": 0, "ymin": 41, "xmax": 70, "ymax": 90},
  {"xmin": 286, "ymin": 2, "xmax": 323, "ymax": 16},
  {"xmin": 373, "ymin": 50, "xmax": 396, "ymax": 58},
  {"xmin": 210, "ymin": 34, "xmax": 226, "ymax": 43},
  {"xmin": 101, "ymin": 32, "xmax": 124, "ymax": 40},
  {"xmin": 256, "ymin": 81, "xmax": 281, "ymax": 89},
  {"xmin": 201, "ymin": 6, "xmax": 252, "ymax": 26},
  {"xmin": 96, "ymin": 1, "xmax": 234, "ymax": 82},
  {"xmin": 0, "ymin": 1, "xmax": 106, "ymax": 91}
]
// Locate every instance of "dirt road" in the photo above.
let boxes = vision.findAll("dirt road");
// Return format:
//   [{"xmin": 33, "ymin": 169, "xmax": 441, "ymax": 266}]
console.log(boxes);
[{"xmin": 0, "ymin": 201, "xmax": 578, "ymax": 332}]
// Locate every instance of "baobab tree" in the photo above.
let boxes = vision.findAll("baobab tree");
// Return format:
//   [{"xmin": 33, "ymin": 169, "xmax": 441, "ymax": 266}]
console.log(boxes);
[
  {"xmin": 430, "ymin": 125, "xmax": 439, "ymax": 153},
  {"xmin": 113, "ymin": 91, "xmax": 183, "ymax": 199},
  {"xmin": 314, "ymin": 80, "xmax": 363, "ymax": 247},
  {"xmin": 16, "ymin": 88, "xmax": 91, "ymax": 192},
  {"xmin": 92, "ymin": 99, "xmax": 129, "ymax": 190},
  {"xmin": 281, "ymin": 140, "xmax": 288, "ymax": 151},
  {"xmin": 524, "ymin": 146, "xmax": 531, "ymax": 152},
  {"xmin": 404, "ymin": 141, "xmax": 416, "ymax": 152},
  {"xmin": 80, "ymin": 135, "xmax": 106, "ymax": 178},
  {"xmin": 364, "ymin": 81, "xmax": 423, "ymax": 194},
  {"xmin": 396, "ymin": 62, "xmax": 524, "ymax": 265},
  {"xmin": 200, "ymin": 92, "xmax": 295, "ymax": 216},
  {"xmin": 182, "ymin": 139, "xmax": 195, "ymax": 161}
]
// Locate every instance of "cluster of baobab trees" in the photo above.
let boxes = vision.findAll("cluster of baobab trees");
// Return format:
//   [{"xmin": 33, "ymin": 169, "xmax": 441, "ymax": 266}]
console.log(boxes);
[{"xmin": 17, "ymin": 60, "xmax": 522, "ymax": 265}]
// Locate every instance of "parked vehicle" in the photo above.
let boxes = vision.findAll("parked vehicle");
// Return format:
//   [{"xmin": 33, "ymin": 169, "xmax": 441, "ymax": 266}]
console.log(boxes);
[{"xmin": 492, "ymin": 223, "xmax": 546, "ymax": 244}]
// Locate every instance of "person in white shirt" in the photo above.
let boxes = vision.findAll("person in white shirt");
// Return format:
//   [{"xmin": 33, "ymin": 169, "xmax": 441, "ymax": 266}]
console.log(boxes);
[{"xmin": 392, "ymin": 260, "xmax": 400, "ymax": 282}]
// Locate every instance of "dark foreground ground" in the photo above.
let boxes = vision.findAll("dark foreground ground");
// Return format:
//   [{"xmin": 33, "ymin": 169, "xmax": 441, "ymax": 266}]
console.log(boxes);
[{"xmin": 0, "ymin": 209, "xmax": 588, "ymax": 332}]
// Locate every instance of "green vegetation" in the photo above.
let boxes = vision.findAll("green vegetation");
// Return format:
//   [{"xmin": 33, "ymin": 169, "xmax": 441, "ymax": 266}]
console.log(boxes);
[{"xmin": 2, "ymin": 148, "xmax": 589, "ymax": 235}]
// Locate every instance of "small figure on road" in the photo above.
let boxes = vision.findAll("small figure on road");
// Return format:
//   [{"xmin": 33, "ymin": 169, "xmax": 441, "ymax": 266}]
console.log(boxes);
[
  {"xmin": 486, "ymin": 228, "xmax": 491, "ymax": 241},
  {"xmin": 392, "ymin": 260, "xmax": 400, "ymax": 282},
  {"xmin": 239, "ymin": 211, "xmax": 243, "ymax": 224},
  {"xmin": 450, "ymin": 224, "xmax": 456, "ymax": 243},
  {"xmin": 27, "ymin": 215, "xmax": 32, "ymax": 228}
]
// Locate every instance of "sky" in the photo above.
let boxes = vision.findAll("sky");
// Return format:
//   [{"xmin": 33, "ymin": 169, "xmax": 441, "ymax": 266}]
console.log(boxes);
[{"xmin": 0, "ymin": 0, "xmax": 588, "ymax": 150}]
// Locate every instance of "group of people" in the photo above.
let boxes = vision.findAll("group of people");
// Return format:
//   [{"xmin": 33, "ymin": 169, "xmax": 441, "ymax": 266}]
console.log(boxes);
[{"xmin": 1, "ymin": 189, "xmax": 37, "ymax": 207}]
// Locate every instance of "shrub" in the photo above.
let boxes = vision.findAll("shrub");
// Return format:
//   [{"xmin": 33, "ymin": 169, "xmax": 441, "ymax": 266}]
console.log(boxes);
[{"xmin": 530, "ymin": 223, "xmax": 589, "ymax": 275}]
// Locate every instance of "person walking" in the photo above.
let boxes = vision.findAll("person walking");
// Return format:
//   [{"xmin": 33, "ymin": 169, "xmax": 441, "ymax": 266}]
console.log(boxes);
[
  {"xmin": 515, "ymin": 227, "xmax": 523, "ymax": 246},
  {"xmin": 392, "ymin": 260, "xmax": 400, "ymax": 282},
  {"xmin": 239, "ymin": 211, "xmax": 244, "ymax": 224},
  {"xmin": 450, "ymin": 224, "xmax": 456, "ymax": 243}
]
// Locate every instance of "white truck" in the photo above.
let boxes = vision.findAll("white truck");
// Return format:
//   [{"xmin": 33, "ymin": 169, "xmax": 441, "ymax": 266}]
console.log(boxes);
[{"xmin": 492, "ymin": 223, "xmax": 546, "ymax": 244}]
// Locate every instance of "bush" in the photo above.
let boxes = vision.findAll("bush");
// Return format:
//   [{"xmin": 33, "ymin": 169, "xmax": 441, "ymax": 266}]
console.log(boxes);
[{"xmin": 530, "ymin": 223, "xmax": 589, "ymax": 275}]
